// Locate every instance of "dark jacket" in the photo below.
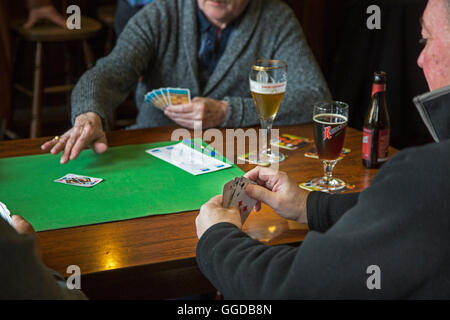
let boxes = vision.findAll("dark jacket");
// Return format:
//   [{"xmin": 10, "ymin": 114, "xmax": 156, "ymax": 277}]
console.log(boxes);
[{"xmin": 196, "ymin": 87, "xmax": 450, "ymax": 299}]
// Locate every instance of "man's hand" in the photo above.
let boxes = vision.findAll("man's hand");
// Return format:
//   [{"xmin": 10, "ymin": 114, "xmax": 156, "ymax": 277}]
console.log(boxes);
[
  {"xmin": 196, "ymin": 195, "xmax": 242, "ymax": 239},
  {"xmin": 244, "ymin": 167, "xmax": 309, "ymax": 224},
  {"xmin": 24, "ymin": 5, "xmax": 67, "ymax": 29},
  {"xmin": 11, "ymin": 215, "xmax": 42, "ymax": 259},
  {"xmin": 164, "ymin": 97, "xmax": 228, "ymax": 129},
  {"xmin": 40, "ymin": 112, "xmax": 108, "ymax": 164}
]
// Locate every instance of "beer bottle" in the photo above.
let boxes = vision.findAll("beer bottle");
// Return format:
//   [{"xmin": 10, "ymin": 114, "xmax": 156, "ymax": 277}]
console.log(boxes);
[{"xmin": 362, "ymin": 71, "xmax": 390, "ymax": 168}]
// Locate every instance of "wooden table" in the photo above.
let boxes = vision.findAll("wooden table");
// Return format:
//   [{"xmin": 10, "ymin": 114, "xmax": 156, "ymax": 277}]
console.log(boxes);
[{"xmin": 0, "ymin": 124, "xmax": 397, "ymax": 299}]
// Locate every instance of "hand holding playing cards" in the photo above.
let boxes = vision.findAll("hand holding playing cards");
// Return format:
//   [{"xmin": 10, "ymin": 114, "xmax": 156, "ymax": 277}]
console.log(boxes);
[
  {"xmin": 41, "ymin": 112, "xmax": 108, "ymax": 164},
  {"xmin": 196, "ymin": 195, "xmax": 242, "ymax": 239},
  {"xmin": 244, "ymin": 167, "xmax": 308, "ymax": 224},
  {"xmin": 164, "ymin": 97, "xmax": 227, "ymax": 129}
]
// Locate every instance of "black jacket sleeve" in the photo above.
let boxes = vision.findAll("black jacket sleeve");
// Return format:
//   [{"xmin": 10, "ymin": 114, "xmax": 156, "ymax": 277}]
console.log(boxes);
[
  {"xmin": 307, "ymin": 191, "xmax": 360, "ymax": 232},
  {"xmin": 196, "ymin": 139, "xmax": 450, "ymax": 299}
]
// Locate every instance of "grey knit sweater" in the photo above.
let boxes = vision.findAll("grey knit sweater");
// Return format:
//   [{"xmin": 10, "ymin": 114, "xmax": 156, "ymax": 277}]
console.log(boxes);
[{"xmin": 71, "ymin": 0, "xmax": 331, "ymax": 130}]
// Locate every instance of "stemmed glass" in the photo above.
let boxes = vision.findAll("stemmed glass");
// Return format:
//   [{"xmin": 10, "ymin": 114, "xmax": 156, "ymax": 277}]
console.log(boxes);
[
  {"xmin": 309, "ymin": 101, "xmax": 349, "ymax": 191},
  {"xmin": 248, "ymin": 59, "xmax": 287, "ymax": 164}
]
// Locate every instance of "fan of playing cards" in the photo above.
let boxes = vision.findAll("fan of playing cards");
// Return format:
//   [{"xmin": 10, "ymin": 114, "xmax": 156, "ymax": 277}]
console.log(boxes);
[
  {"xmin": 222, "ymin": 177, "xmax": 258, "ymax": 224},
  {"xmin": 145, "ymin": 87, "xmax": 191, "ymax": 111}
]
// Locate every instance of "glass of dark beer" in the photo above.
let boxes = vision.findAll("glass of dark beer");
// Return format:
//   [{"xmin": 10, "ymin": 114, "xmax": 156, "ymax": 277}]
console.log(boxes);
[{"xmin": 310, "ymin": 101, "xmax": 349, "ymax": 191}]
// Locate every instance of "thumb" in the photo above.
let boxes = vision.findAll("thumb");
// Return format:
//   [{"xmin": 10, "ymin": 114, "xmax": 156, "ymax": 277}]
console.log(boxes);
[
  {"xmin": 92, "ymin": 135, "xmax": 108, "ymax": 154},
  {"xmin": 11, "ymin": 215, "xmax": 35, "ymax": 235},
  {"xmin": 245, "ymin": 184, "xmax": 278, "ymax": 208}
]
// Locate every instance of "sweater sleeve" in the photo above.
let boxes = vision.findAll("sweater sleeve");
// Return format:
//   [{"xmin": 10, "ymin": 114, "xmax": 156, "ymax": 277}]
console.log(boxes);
[
  {"xmin": 0, "ymin": 220, "xmax": 87, "ymax": 299},
  {"xmin": 307, "ymin": 191, "xmax": 360, "ymax": 233},
  {"xmin": 196, "ymin": 141, "xmax": 450, "ymax": 299},
  {"xmin": 222, "ymin": 3, "xmax": 330, "ymax": 128},
  {"xmin": 70, "ymin": 4, "xmax": 159, "ymax": 130}
]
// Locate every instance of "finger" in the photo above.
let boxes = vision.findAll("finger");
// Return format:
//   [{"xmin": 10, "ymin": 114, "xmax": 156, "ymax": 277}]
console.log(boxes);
[
  {"xmin": 165, "ymin": 104, "xmax": 194, "ymax": 114},
  {"xmin": 171, "ymin": 117, "xmax": 195, "ymax": 129},
  {"xmin": 61, "ymin": 127, "xmax": 81, "ymax": 164},
  {"xmin": 245, "ymin": 166, "xmax": 280, "ymax": 189},
  {"xmin": 92, "ymin": 134, "xmax": 108, "ymax": 154},
  {"xmin": 205, "ymin": 195, "xmax": 223, "ymax": 207},
  {"xmin": 41, "ymin": 138, "xmax": 59, "ymax": 151},
  {"xmin": 69, "ymin": 125, "xmax": 93, "ymax": 160},
  {"xmin": 50, "ymin": 134, "xmax": 70, "ymax": 155},
  {"xmin": 11, "ymin": 215, "xmax": 36, "ymax": 235},
  {"xmin": 165, "ymin": 111, "xmax": 198, "ymax": 120},
  {"xmin": 244, "ymin": 184, "xmax": 278, "ymax": 209}
]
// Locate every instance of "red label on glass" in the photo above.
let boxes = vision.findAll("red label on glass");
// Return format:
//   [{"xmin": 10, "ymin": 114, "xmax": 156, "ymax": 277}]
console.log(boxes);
[
  {"xmin": 371, "ymin": 84, "xmax": 386, "ymax": 97},
  {"xmin": 362, "ymin": 128, "xmax": 372, "ymax": 160}
]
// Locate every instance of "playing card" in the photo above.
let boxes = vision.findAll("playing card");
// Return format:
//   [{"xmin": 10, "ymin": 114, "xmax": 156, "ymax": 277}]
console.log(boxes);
[
  {"xmin": 223, "ymin": 177, "xmax": 257, "ymax": 224},
  {"xmin": 54, "ymin": 173, "xmax": 103, "ymax": 188},
  {"xmin": 0, "ymin": 201, "xmax": 13, "ymax": 226},
  {"xmin": 222, "ymin": 178, "xmax": 237, "ymax": 208},
  {"xmin": 271, "ymin": 134, "xmax": 313, "ymax": 150},
  {"xmin": 229, "ymin": 177, "xmax": 257, "ymax": 224},
  {"xmin": 168, "ymin": 88, "xmax": 191, "ymax": 105}
]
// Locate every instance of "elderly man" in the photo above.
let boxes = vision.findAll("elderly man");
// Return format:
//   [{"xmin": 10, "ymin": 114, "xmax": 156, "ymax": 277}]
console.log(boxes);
[
  {"xmin": 195, "ymin": 0, "xmax": 450, "ymax": 299},
  {"xmin": 40, "ymin": 0, "xmax": 330, "ymax": 164}
]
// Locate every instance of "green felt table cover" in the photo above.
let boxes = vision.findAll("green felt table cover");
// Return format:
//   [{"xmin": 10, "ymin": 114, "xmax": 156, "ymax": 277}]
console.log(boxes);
[{"xmin": 0, "ymin": 140, "xmax": 243, "ymax": 231}]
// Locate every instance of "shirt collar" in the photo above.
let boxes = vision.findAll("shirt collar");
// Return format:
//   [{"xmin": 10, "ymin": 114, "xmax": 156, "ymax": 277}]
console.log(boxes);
[{"xmin": 196, "ymin": 3, "xmax": 246, "ymax": 34}]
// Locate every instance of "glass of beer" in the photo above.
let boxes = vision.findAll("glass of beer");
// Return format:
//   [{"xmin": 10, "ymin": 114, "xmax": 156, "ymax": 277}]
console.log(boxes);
[
  {"xmin": 249, "ymin": 59, "xmax": 287, "ymax": 164},
  {"xmin": 310, "ymin": 101, "xmax": 349, "ymax": 191}
]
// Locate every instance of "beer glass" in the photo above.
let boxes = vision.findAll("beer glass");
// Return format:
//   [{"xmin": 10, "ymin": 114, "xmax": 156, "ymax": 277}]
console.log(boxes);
[
  {"xmin": 310, "ymin": 101, "xmax": 349, "ymax": 191},
  {"xmin": 249, "ymin": 59, "xmax": 287, "ymax": 164}
]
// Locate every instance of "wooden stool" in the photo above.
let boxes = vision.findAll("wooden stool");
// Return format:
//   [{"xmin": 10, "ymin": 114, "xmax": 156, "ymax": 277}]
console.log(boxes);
[{"xmin": 11, "ymin": 17, "xmax": 102, "ymax": 138}]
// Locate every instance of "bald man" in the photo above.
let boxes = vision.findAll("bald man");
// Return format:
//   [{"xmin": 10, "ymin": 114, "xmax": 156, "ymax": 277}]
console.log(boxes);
[{"xmin": 196, "ymin": 0, "xmax": 450, "ymax": 299}]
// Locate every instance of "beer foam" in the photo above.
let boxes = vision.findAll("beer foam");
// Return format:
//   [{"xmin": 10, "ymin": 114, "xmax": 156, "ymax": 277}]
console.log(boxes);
[
  {"xmin": 313, "ymin": 113, "xmax": 348, "ymax": 125},
  {"xmin": 249, "ymin": 80, "xmax": 287, "ymax": 94}
]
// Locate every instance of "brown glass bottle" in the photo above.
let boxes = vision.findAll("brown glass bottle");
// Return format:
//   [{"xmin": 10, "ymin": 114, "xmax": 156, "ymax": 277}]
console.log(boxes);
[{"xmin": 362, "ymin": 71, "xmax": 390, "ymax": 168}]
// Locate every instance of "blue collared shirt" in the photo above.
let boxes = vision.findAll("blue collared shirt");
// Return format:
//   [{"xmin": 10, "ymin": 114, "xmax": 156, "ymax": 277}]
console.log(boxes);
[
  {"xmin": 127, "ymin": 0, "xmax": 153, "ymax": 7},
  {"xmin": 197, "ymin": 4, "xmax": 244, "ymax": 87}
]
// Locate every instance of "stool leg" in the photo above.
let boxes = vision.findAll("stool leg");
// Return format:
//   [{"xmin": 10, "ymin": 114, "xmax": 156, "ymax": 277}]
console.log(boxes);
[
  {"xmin": 30, "ymin": 41, "xmax": 43, "ymax": 138},
  {"xmin": 82, "ymin": 40, "xmax": 94, "ymax": 69}
]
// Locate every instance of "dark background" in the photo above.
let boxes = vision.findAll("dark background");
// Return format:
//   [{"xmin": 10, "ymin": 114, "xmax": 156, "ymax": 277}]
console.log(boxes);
[{"xmin": 1, "ymin": 0, "xmax": 433, "ymax": 149}]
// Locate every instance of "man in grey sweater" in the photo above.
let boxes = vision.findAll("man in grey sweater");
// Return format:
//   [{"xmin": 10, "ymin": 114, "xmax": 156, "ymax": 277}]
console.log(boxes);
[{"xmin": 41, "ymin": 0, "xmax": 330, "ymax": 164}]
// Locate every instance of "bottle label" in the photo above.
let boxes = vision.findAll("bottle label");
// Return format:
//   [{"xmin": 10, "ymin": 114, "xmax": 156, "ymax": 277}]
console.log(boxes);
[
  {"xmin": 371, "ymin": 84, "xmax": 386, "ymax": 97},
  {"xmin": 362, "ymin": 128, "xmax": 373, "ymax": 160},
  {"xmin": 378, "ymin": 129, "xmax": 390, "ymax": 162},
  {"xmin": 362, "ymin": 128, "xmax": 390, "ymax": 162}
]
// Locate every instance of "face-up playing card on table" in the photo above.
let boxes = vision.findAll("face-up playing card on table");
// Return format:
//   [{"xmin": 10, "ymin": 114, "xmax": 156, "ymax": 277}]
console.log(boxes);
[
  {"xmin": 222, "ymin": 177, "xmax": 257, "ymax": 224},
  {"xmin": 54, "ymin": 173, "xmax": 103, "ymax": 188}
]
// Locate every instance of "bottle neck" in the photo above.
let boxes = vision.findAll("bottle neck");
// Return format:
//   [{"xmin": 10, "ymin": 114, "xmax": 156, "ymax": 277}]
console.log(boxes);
[{"xmin": 371, "ymin": 83, "xmax": 386, "ymax": 97}]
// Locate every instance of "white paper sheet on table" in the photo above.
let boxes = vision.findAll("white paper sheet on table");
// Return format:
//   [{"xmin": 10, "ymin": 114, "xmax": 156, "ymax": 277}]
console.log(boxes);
[{"xmin": 146, "ymin": 142, "xmax": 231, "ymax": 175}]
